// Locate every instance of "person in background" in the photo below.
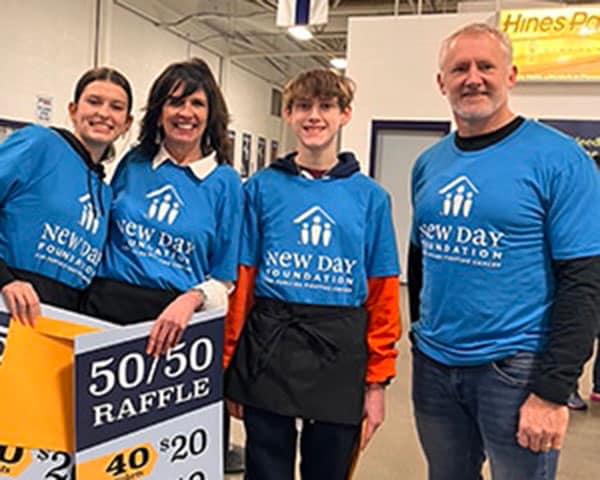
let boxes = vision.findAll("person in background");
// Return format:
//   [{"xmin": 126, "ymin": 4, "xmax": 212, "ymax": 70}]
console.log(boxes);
[
  {"xmin": 408, "ymin": 23, "xmax": 600, "ymax": 480},
  {"xmin": 224, "ymin": 68, "xmax": 401, "ymax": 480},
  {"xmin": 591, "ymin": 341, "xmax": 600, "ymax": 403},
  {"xmin": 567, "ymin": 340, "xmax": 600, "ymax": 410},
  {"xmin": 0, "ymin": 67, "xmax": 133, "ymax": 324}
]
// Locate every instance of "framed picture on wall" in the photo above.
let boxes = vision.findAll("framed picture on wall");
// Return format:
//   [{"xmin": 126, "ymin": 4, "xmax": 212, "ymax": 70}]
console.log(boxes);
[
  {"xmin": 228, "ymin": 130, "xmax": 236, "ymax": 166},
  {"xmin": 257, "ymin": 137, "xmax": 266, "ymax": 170},
  {"xmin": 241, "ymin": 132, "xmax": 252, "ymax": 178},
  {"xmin": 0, "ymin": 118, "xmax": 29, "ymax": 144},
  {"xmin": 539, "ymin": 119, "xmax": 600, "ymax": 164},
  {"xmin": 270, "ymin": 139, "xmax": 279, "ymax": 163}
]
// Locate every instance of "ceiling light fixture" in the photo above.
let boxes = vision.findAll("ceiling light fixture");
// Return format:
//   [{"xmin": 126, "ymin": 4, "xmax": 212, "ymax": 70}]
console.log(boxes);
[
  {"xmin": 288, "ymin": 26, "xmax": 313, "ymax": 41},
  {"xmin": 330, "ymin": 57, "xmax": 348, "ymax": 70}
]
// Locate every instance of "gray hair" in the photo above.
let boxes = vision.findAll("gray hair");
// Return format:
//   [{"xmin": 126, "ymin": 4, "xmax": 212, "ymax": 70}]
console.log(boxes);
[{"xmin": 438, "ymin": 22, "xmax": 513, "ymax": 69}]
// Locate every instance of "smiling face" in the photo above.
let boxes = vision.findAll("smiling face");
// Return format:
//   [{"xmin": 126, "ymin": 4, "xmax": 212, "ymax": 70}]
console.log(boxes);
[
  {"xmin": 68, "ymin": 80, "xmax": 132, "ymax": 156},
  {"xmin": 284, "ymin": 96, "xmax": 351, "ymax": 156},
  {"xmin": 158, "ymin": 86, "xmax": 208, "ymax": 156},
  {"xmin": 437, "ymin": 31, "xmax": 517, "ymax": 135}
]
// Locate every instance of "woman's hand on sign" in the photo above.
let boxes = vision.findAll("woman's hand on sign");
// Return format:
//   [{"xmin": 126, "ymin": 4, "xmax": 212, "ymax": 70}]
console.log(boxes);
[
  {"xmin": 146, "ymin": 290, "xmax": 205, "ymax": 356},
  {"xmin": 1, "ymin": 280, "xmax": 40, "ymax": 327}
]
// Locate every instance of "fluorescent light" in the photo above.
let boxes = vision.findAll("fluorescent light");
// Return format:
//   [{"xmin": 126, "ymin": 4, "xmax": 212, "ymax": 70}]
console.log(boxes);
[
  {"xmin": 288, "ymin": 26, "xmax": 313, "ymax": 41},
  {"xmin": 330, "ymin": 58, "xmax": 348, "ymax": 70}
]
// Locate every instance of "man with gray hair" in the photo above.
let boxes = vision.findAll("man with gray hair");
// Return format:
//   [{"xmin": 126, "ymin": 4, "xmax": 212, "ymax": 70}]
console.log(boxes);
[{"xmin": 408, "ymin": 22, "xmax": 600, "ymax": 479}]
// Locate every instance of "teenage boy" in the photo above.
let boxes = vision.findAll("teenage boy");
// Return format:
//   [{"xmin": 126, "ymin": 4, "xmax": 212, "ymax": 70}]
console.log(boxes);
[{"xmin": 224, "ymin": 69, "xmax": 401, "ymax": 479}]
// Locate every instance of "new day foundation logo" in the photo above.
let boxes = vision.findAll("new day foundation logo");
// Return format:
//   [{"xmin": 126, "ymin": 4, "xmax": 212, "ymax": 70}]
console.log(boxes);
[
  {"xmin": 293, "ymin": 206, "xmax": 336, "ymax": 247},
  {"xmin": 261, "ymin": 205, "xmax": 357, "ymax": 295},
  {"xmin": 438, "ymin": 175, "xmax": 479, "ymax": 218},
  {"xmin": 78, "ymin": 194, "xmax": 100, "ymax": 234},
  {"xmin": 145, "ymin": 185, "xmax": 184, "ymax": 225},
  {"xmin": 418, "ymin": 175, "xmax": 505, "ymax": 270}
]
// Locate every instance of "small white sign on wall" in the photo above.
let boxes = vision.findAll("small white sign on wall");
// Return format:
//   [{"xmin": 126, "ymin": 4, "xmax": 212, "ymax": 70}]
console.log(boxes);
[{"xmin": 35, "ymin": 95, "xmax": 53, "ymax": 125}]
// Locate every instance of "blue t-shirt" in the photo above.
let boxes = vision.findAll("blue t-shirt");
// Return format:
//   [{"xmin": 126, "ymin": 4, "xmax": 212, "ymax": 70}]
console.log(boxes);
[
  {"xmin": 99, "ymin": 147, "xmax": 243, "ymax": 291},
  {"xmin": 411, "ymin": 119, "xmax": 600, "ymax": 365},
  {"xmin": 0, "ymin": 125, "xmax": 111, "ymax": 289},
  {"xmin": 241, "ymin": 167, "xmax": 400, "ymax": 306}
]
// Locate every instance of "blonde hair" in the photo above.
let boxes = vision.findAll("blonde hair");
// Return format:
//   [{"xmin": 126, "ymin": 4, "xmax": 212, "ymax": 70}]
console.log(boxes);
[{"xmin": 439, "ymin": 22, "xmax": 513, "ymax": 69}]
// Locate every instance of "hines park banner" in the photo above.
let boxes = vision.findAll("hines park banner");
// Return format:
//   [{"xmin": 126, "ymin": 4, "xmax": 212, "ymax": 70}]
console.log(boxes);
[
  {"xmin": 0, "ymin": 302, "xmax": 224, "ymax": 480},
  {"xmin": 499, "ymin": 7, "xmax": 600, "ymax": 80}
]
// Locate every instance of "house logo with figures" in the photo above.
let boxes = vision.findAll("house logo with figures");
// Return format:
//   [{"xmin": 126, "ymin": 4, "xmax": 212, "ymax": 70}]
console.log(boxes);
[
  {"xmin": 78, "ymin": 193, "xmax": 100, "ymax": 234},
  {"xmin": 438, "ymin": 175, "xmax": 479, "ymax": 218},
  {"xmin": 145, "ymin": 184, "xmax": 184, "ymax": 225},
  {"xmin": 293, "ymin": 206, "xmax": 336, "ymax": 247}
]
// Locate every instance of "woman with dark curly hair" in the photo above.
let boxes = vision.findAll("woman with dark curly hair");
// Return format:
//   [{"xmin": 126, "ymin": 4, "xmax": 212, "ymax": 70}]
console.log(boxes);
[{"xmin": 82, "ymin": 58, "xmax": 243, "ymax": 356}]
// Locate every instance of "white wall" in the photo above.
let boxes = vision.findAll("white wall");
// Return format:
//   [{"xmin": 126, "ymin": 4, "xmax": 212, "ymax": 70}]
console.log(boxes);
[
  {"xmin": 0, "ymin": 0, "xmax": 96, "ymax": 125},
  {"xmin": 343, "ymin": 12, "xmax": 600, "ymax": 172},
  {"xmin": 344, "ymin": 13, "xmax": 487, "ymax": 169},
  {"xmin": 0, "ymin": 0, "xmax": 283, "ymax": 177}
]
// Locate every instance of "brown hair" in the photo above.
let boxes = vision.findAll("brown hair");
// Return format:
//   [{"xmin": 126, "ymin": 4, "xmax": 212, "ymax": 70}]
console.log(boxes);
[
  {"xmin": 138, "ymin": 58, "xmax": 231, "ymax": 164},
  {"xmin": 73, "ymin": 67, "xmax": 133, "ymax": 161},
  {"xmin": 74, "ymin": 67, "xmax": 133, "ymax": 114},
  {"xmin": 282, "ymin": 69, "xmax": 355, "ymax": 113}
]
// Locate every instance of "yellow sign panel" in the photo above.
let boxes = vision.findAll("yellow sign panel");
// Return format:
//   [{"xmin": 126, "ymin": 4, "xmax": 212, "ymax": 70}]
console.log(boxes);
[
  {"xmin": 77, "ymin": 443, "xmax": 157, "ymax": 479},
  {"xmin": 499, "ymin": 7, "xmax": 600, "ymax": 80},
  {"xmin": 0, "ymin": 447, "xmax": 32, "ymax": 477},
  {"xmin": 0, "ymin": 318, "xmax": 99, "ymax": 452}
]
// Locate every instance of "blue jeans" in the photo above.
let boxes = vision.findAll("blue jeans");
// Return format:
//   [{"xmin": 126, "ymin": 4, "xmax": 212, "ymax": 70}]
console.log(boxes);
[{"xmin": 412, "ymin": 348, "xmax": 559, "ymax": 480}]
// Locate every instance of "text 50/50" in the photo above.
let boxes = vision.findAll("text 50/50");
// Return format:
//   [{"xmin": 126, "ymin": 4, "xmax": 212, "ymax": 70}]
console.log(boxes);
[{"xmin": 88, "ymin": 338, "xmax": 213, "ymax": 397}]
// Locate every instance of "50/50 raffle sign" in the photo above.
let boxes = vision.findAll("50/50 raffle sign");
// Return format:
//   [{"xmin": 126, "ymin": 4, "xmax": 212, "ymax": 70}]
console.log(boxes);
[{"xmin": 0, "ymin": 303, "xmax": 224, "ymax": 480}]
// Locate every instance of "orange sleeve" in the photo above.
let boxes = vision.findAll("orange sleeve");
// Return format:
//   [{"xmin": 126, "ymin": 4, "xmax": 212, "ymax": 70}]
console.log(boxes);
[
  {"xmin": 223, "ymin": 265, "xmax": 257, "ymax": 369},
  {"xmin": 364, "ymin": 275, "xmax": 402, "ymax": 384}
]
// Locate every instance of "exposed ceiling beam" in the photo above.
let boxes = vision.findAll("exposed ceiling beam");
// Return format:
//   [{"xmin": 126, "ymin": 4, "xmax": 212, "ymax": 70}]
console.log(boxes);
[
  {"xmin": 113, "ymin": 0, "xmax": 224, "ymax": 58},
  {"xmin": 155, "ymin": 9, "xmax": 270, "ymax": 28},
  {"xmin": 230, "ymin": 49, "xmax": 345, "ymax": 59}
]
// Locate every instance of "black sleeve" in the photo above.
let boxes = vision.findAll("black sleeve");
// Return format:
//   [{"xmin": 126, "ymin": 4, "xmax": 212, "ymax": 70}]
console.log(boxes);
[
  {"xmin": 531, "ymin": 256, "xmax": 600, "ymax": 405},
  {"xmin": 407, "ymin": 242, "xmax": 423, "ymax": 324},
  {"xmin": 0, "ymin": 258, "xmax": 15, "ymax": 289}
]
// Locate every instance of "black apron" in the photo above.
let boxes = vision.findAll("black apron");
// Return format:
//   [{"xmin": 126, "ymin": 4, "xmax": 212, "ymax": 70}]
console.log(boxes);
[
  {"xmin": 225, "ymin": 297, "xmax": 367, "ymax": 426},
  {"xmin": 11, "ymin": 267, "xmax": 81, "ymax": 312},
  {"xmin": 80, "ymin": 276, "xmax": 180, "ymax": 325}
]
